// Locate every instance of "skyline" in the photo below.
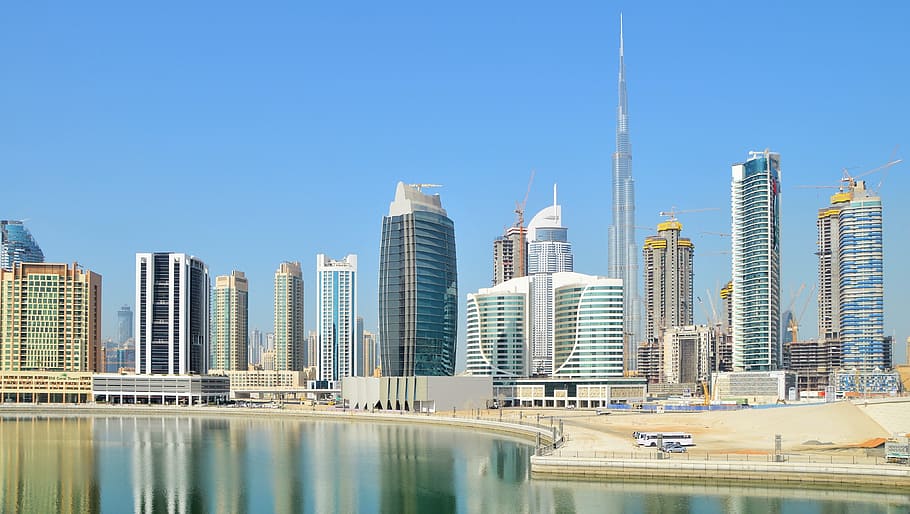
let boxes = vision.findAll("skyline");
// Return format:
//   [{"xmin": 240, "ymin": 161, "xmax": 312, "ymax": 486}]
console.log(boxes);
[{"xmin": 2, "ymin": 4, "xmax": 909, "ymax": 368}]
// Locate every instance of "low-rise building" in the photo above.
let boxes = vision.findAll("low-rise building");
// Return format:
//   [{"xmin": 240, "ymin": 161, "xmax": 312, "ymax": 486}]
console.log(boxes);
[{"xmin": 343, "ymin": 376, "xmax": 492, "ymax": 412}]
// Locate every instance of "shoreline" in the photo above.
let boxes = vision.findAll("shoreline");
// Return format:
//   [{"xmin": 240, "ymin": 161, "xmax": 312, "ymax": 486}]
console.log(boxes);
[{"xmin": 4, "ymin": 403, "xmax": 909, "ymax": 491}]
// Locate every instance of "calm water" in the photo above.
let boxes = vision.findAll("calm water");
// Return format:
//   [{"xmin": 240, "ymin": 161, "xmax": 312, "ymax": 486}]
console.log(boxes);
[{"xmin": 0, "ymin": 414, "xmax": 907, "ymax": 513}]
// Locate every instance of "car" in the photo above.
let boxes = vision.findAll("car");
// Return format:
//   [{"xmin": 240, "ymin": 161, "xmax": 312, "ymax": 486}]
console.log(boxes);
[{"xmin": 659, "ymin": 443, "xmax": 687, "ymax": 453}]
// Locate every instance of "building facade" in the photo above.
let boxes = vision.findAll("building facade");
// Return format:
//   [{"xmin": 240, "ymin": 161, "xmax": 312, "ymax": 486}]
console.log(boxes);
[
  {"xmin": 0, "ymin": 262, "xmax": 102, "ymax": 372},
  {"xmin": 527, "ymin": 187, "xmax": 573, "ymax": 376},
  {"xmin": 0, "ymin": 220, "xmax": 44, "ymax": 271},
  {"xmin": 817, "ymin": 181, "xmax": 885, "ymax": 370},
  {"xmin": 661, "ymin": 325, "xmax": 714, "ymax": 385},
  {"xmin": 274, "ymin": 261, "xmax": 305, "ymax": 371},
  {"xmin": 117, "ymin": 305, "xmax": 133, "ymax": 345},
  {"xmin": 362, "ymin": 330, "xmax": 377, "ymax": 377},
  {"xmin": 379, "ymin": 182, "xmax": 458, "ymax": 376},
  {"xmin": 607, "ymin": 18, "xmax": 641, "ymax": 370},
  {"xmin": 642, "ymin": 220, "xmax": 694, "ymax": 344},
  {"xmin": 493, "ymin": 226, "xmax": 526, "ymax": 285},
  {"xmin": 135, "ymin": 253, "xmax": 209, "ymax": 375},
  {"xmin": 731, "ymin": 150, "xmax": 782, "ymax": 371},
  {"xmin": 465, "ymin": 276, "xmax": 531, "ymax": 379},
  {"xmin": 211, "ymin": 270, "xmax": 249, "ymax": 371},
  {"xmin": 552, "ymin": 273, "xmax": 625, "ymax": 379},
  {"xmin": 316, "ymin": 254, "xmax": 357, "ymax": 381}
]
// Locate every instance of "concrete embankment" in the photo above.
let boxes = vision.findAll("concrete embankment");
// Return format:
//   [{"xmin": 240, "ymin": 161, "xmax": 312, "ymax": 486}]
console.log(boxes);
[
  {"xmin": 531, "ymin": 454, "xmax": 910, "ymax": 489},
  {"xmin": 0, "ymin": 404, "xmax": 558, "ymax": 447}
]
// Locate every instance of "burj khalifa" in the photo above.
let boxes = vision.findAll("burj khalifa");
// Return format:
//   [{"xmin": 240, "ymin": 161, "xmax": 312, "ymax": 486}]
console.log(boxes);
[{"xmin": 607, "ymin": 15, "xmax": 640, "ymax": 371}]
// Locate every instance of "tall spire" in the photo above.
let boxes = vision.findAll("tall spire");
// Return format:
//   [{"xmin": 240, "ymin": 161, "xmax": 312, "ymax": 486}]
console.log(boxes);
[{"xmin": 608, "ymin": 13, "xmax": 639, "ymax": 372}]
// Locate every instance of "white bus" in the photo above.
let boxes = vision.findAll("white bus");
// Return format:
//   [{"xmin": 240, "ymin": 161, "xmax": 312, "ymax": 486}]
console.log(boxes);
[{"xmin": 635, "ymin": 432, "xmax": 695, "ymax": 447}]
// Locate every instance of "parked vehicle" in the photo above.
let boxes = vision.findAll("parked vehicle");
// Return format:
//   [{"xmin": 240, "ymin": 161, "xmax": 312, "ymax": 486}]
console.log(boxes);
[
  {"xmin": 659, "ymin": 442, "xmax": 687, "ymax": 453},
  {"xmin": 636, "ymin": 432, "xmax": 695, "ymax": 447}
]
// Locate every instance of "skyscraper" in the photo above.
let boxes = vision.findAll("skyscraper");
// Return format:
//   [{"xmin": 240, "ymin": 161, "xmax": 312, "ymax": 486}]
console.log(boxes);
[
  {"xmin": 316, "ymin": 254, "xmax": 357, "ymax": 381},
  {"xmin": 379, "ymin": 182, "xmax": 458, "ymax": 376},
  {"xmin": 211, "ymin": 270, "xmax": 249, "ymax": 371},
  {"xmin": 0, "ymin": 220, "xmax": 44, "ymax": 271},
  {"xmin": 465, "ymin": 276, "xmax": 531, "ymax": 379},
  {"xmin": 527, "ymin": 186, "xmax": 573, "ymax": 376},
  {"xmin": 731, "ymin": 150, "xmax": 782, "ymax": 371},
  {"xmin": 135, "ymin": 253, "xmax": 210, "ymax": 375},
  {"xmin": 643, "ymin": 220, "xmax": 694, "ymax": 343},
  {"xmin": 0, "ymin": 263, "xmax": 102, "ymax": 372},
  {"xmin": 492, "ymin": 226, "xmax": 526, "ymax": 285},
  {"xmin": 817, "ymin": 180, "xmax": 885, "ymax": 370},
  {"xmin": 249, "ymin": 329, "xmax": 263, "ymax": 366},
  {"xmin": 274, "ymin": 261, "xmax": 305, "ymax": 371},
  {"xmin": 362, "ymin": 330, "xmax": 377, "ymax": 376},
  {"xmin": 552, "ymin": 273, "xmax": 625, "ymax": 378},
  {"xmin": 607, "ymin": 16, "xmax": 640, "ymax": 370},
  {"xmin": 117, "ymin": 305, "xmax": 133, "ymax": 344}
]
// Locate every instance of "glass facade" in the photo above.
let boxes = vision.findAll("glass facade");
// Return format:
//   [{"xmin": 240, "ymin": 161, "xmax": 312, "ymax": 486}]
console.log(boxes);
[
  {"xmin": 379, "ymin": 188, "xmax": 457, "ymax": 377},
  {"xmin": 552, "ymin": 278, "xmax": 625, "ymax": 379},
  {"xmin": 0, "ymin": 221, "xmax": 44, "ymax": 271},
  {"xmin": 316, "ymin": 254, "xmax": 357, "ymax": 381},
  {"xmin": 731, "ymin": 151, "xmax": 782, "ymax": 371},
  {"xmin": 465, "ymin": 281, "xmax": 528, "ymax": 378},
  {"xmin": 838, "ymin": 188, "xmax": 885, "ymax": 369}
]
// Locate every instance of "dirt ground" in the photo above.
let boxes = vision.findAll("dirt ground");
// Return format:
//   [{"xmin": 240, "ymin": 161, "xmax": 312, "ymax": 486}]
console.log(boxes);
[{"xmin": 481, "ymin": 401, "xmax": 889, "ymax": 454}]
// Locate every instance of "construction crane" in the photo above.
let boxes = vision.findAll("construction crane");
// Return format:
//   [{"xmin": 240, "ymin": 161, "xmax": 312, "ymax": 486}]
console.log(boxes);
[
  {"xmin": 700, "ymin": 231, "xmax": 730, "ymax": 237},
  {"xmin": 408, "ymin": 183, "xmax": 443, "ymax": 193},
  {"xmin": 796, "ymin": 158, "xmax": 902, "ymax": 193},
  {"xmin": 513, "ymin": 170, "xmax": 535, "ymax": 278},
  {"xmin": 787, "ymin": 284, "xmax": 816, "ymax": 343},
  {"xmin": 658, "ymin": 207, "xmax": 719, "ymax": 222}
]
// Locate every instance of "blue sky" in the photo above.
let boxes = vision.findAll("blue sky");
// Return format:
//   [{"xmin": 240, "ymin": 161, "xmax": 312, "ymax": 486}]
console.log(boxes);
[{"xmin": 2, "ymin": 2, "xmax": 908, "ymax": 368}]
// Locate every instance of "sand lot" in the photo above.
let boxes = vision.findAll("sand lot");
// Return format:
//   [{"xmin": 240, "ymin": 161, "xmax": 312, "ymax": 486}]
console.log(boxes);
[{"xmin": 496, "ymin": 401, "xmax": 890, "ymax": 454}]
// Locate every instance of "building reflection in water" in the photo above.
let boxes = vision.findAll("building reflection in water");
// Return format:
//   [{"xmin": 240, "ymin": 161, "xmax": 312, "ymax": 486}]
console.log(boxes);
[{"xmin": 0, "ymin": 415, "xmax": 100, "ymax": 513}]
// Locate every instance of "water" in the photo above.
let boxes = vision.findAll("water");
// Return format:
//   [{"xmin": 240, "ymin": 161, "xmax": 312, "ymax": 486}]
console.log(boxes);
[{"xmin": 0, "ymin": 413, "xmax": 907, "ymax": 513}]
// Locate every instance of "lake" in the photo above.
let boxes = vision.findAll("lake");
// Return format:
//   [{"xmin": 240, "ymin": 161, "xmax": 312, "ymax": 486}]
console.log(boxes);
[{"xmin": 0, "ymin": 413, "xmax": 907, "ymax": 513}]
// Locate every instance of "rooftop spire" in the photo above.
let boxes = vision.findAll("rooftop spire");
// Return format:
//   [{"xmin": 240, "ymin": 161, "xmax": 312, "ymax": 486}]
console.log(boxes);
[{"xmin": 620, "ymin": 12, "xmax": 624, "ymax": 57}]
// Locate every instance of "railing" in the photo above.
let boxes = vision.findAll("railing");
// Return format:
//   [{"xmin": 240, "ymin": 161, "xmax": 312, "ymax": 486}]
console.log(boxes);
[{"xmin": 539, "ymin": 449, "xmax": 910, "ymax": 467}]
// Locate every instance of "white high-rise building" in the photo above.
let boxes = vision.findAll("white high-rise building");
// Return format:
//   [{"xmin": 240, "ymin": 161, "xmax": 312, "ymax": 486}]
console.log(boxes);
[
  {"xmin": 135, "ymin": 253, "xmax": 210, "ymax": 375},
  {"xmin": 731, "ymin": 150, "xmax": 782, "ymax": 371},
  {"xmin": 552, "ymin": 273, "xmax": 625, "ymax": 379},
  {"xmin": 316, "ymin": 254, "xmax": 357, "ymax": 381},
  {"xmin": 465, "ymin": 277, "xmax": 531, "ymax": 379},
  {"xmin": 527, "ymin": 185, "xmax": 573, "ymax": 376}
]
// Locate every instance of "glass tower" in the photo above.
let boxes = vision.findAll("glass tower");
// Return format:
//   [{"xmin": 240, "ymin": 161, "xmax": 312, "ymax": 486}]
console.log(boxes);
[
  {"xmin": 465, "ymin": 277, "xmax": 530, "ymax": 379},
  {"xmin": 0, "ymin": 220, "xmax": 44, "ymax": 271},
  {"xmin": 527, "ymin": 186, "xmax": 573, "ymax": 376},
  {"xmin": 607, "ymin": 17, "xmax": 640, "ymax": 371},
  {"xmin": 316, "ymin": 254, "xmax": 357, "ymax": 381},
  {"xmin": 731, "ymin": 150, "xmax": 782, "ymax": 371},
  {"xmin": 379, "ymin": 182, "xmax": 457, "ymax": 376},
  {"xmin": 817, "ymin": 180, "xmax": 885, "ymax": 370},
  {"xmin": 117, "ymin": 305, "xmax": 134, "ymax": 345}
]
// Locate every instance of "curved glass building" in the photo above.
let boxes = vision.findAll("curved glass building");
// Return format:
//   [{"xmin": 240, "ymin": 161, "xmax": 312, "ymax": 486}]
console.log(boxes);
[
  {"xmin": 465, "ymin": 277, "xmax": 530, "ymax": 378},
  {"xmin": 0, "ymin": 220, "xmax": 45, "ymax": 271},
  {"xmin": 379, "ymin": 183, "xmax": 457, "ymax": 376}
]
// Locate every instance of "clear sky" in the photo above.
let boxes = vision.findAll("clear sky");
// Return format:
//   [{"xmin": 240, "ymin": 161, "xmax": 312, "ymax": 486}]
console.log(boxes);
[{"xmin": 2, "ymin": 2, "xmax": 908, "ymax": 368}]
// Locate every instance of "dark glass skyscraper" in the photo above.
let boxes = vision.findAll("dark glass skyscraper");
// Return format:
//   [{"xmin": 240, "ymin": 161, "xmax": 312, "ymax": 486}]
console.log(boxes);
[
  {"xmin": 379, "ymin": 182, "xmax": 457, "ymax": 376},
  {"xmin": 0, "ymin": 220, "xmax": 44, "ymax": 271}
]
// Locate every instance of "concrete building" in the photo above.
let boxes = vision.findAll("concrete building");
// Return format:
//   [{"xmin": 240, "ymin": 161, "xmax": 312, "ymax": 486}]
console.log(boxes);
[
  {"xmin": 117, "ymin": 305, "xmax": 133, "ymax": 345},
  {"xmin": 0, "ymin": 371, "xmax": 94, "ymax": 404},
  {"xmin": 731, "ymin": 150, "xmax": 782, "ymax": 371},
  {"xmin": 661, "ymin": 325, "xmax": 714, "ymax": 385},
  {"xmin": 306, "ymin": 330, "xmax": 318, "ymax": 369},
  {"xmin": 607, "ymin": 18, "xmax": 641, "ymax": 370},
  {"xmin": 211, "ymin": 271, "xmax": 249, "ymax": 371},
  {"xmin": 818, "ymin": 180, "xmax": 886, "ymax": 370},
  {"xmin": 465, "ymin": 277, "xmax": 531, "ymax": 379},
  {"xmin": 643, "ymin": 220, "xmax": 694, "ymax": 344},
  {"xmin": 274, "ymin": 261, "xmax": 305, "ymax": 371},
  {"xmin": 0, "ymin": 220, "xmax": 44, "ymax": 271},
  {"xmin": 316, "ymin": 254, "xmax": 357, "ymax": 381},
  {"xmin": 379, "ymin": 182, "xmax": 457, "ymax": 376},
  {"xmin": 361, "ymin": 329, "xmax": 377, "ymax": 377},
  {"xmin": 711, "ymin": 371, "xmax": 793, "ymax": 403},
  {"xmin": 135, "ymin": 253, "xmax": 209, "ymax": 375},
  {"xmin": 783, "ymin": 339, "xmax": 841, "ymax": 393},
  {"xmin": 1, "ymin": 262, "xmax": 102, "ymax": 373},
  {"xmin": 492, "ymin": 226, "xmax": 526, "ymax": 285},
  {"xmin": 261, "ymin": 350, "xmax": 275, "ymax": 371},
  {"xmin": 527, "ymin": 186, "xmax": 573, "ymax": 376},
  {"xmin": 92, "ymin": 374, "xmax": 229, "ymax": 405},
  {"xmin": 635, "ymin": 342, "xmax": 662, "ymax": 384},
  {"xmin": 496, "ymin": 377, "xmax": 647, "ymax": 408},
  {"xmin": 552, "ymin": 273, "xmax": 624, "ymax": 379},
  {"xmin": 342, "ymin": 376, "xmax": 492, "ymax": 412}
]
